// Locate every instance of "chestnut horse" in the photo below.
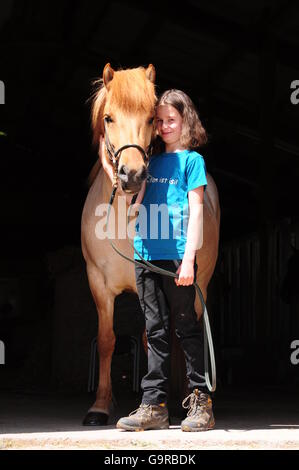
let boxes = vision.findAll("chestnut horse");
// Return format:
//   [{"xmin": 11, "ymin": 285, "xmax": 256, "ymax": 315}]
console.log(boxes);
[{"xmin": 81, "ymin": 63, "xmax": 220, "ymax": 425}]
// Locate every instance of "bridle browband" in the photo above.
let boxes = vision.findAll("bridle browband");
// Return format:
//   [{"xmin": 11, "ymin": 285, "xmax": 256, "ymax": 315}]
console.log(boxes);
[{"xmin": 104, "ymin": 119, "xmax": 152, "ymax": 188}]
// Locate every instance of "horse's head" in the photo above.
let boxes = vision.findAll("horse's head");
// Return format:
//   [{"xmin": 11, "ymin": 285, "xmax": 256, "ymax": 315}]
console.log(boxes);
[{"xmin": 92, "ymin": 63, "xmax": 156, "ymax": 194}]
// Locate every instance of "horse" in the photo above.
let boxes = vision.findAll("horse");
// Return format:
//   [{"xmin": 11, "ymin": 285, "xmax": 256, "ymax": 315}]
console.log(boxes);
[{"xmin": 81, "ymin": 63, "xmax": 221, "ymax": 425}]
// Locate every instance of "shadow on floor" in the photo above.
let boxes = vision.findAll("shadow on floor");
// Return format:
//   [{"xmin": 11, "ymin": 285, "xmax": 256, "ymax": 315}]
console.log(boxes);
[{"xmin": 1, "ymin": 384, "xmax": 299, "ymax": 434}]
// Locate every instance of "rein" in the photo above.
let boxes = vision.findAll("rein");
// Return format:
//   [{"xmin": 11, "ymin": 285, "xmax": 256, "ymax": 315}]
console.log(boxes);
[{"xmin": 105, "ymin": 185, "xmax": 217, "ymax": 393}]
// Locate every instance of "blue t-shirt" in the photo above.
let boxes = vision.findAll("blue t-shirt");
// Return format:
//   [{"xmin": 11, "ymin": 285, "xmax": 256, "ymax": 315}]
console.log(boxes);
[{"xmin": 133, "ymin": 149, "xmax": 207, "ymax": 260}]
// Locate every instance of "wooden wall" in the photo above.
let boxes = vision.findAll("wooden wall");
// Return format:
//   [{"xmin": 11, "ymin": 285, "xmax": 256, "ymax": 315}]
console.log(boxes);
[{"xmin": 211, "ymin": 217, "xmax": 299, "ymax": 386}]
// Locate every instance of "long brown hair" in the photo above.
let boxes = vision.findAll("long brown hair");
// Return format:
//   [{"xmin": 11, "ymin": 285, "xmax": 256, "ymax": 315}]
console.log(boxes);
[{"xmin": 152, "ymin": 89, "xmax": 207, "ymax": 154}]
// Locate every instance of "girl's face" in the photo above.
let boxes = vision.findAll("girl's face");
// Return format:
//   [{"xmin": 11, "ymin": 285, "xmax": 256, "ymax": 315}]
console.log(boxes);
[{"xmin": 155, "ymin": 104, "xmax": 183, "ymax": 151}]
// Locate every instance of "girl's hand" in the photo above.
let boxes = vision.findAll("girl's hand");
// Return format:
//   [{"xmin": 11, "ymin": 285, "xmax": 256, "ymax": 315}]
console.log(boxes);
[{"xmin": 175, "ymin": 259, "xmax": 195, "ymax": 286}]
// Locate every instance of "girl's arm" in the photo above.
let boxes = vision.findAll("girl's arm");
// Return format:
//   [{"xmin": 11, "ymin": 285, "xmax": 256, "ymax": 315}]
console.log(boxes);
[{"xmin": 175, "ymin": 186, "xmax": 204, "ymax": 286}]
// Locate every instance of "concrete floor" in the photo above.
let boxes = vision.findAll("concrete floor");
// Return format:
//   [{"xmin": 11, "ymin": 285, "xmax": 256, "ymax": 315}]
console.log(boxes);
[{"xmin": 1, "ymin": 386, "xmax": 299, "ymax": 449}]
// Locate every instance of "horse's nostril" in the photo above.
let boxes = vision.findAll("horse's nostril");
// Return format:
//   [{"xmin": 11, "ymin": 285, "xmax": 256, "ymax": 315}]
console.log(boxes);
[
  {"xmin": 136, "ymin": 166, "xmax": 147, "ymax": 182},
  {"xmin": 119, "ymin": 165, "xmax": 128, "ymax": 175},
  {"xmin": 119, "ymin": 166, "xmax": 147, "ymax": 186},
  {"xmin": 118, "ymin": 165, "xmax": 130, "ymax": 183}
]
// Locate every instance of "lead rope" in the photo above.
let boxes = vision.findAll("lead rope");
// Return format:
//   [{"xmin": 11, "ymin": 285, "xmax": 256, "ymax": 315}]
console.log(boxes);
[{"xmin": 106, "ymin": 189, "xmax": 216, "ymax": 392}]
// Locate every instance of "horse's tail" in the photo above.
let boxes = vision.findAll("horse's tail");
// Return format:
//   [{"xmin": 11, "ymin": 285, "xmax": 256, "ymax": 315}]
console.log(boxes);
[{"xmin": 87, "ymin": 159, "xmax": 102, "ymax": 187}]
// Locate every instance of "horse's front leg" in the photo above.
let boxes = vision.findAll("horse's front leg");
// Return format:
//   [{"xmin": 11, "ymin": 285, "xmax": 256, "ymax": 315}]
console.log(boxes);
[
  {"xmin": 83, "ymin": 267, "xmax": 115, "ymax": 425},
  {"xmin": 94, "ymin": 302, "xmax": 115, "ymax": 414}
]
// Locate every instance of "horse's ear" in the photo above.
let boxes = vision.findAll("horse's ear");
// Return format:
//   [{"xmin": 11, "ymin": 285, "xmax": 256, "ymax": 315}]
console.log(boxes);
[
  {"xmin": 103, "ymin": 63, "xmax": 114, "ymax": 87},
  {"xmin": 146, "ymin": 64, "xmax": 155, "ymax": 83}
]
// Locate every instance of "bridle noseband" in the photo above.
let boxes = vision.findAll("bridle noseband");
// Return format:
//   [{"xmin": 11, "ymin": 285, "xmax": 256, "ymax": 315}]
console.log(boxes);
[{"xmin": 104, "ymin": 119, "xmax": 152, "ymax": 188}]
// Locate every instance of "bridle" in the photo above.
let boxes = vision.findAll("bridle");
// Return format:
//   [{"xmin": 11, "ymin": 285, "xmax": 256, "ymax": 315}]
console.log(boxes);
[{"xmin": 103, "ymin": 119, "xmax": 152, "ymax": 188}]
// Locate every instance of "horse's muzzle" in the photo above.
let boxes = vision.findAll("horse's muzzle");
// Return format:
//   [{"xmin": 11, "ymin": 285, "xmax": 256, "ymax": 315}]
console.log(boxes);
[{"xmin": 118, "ymin": 164, "xmax": 147, "ymax": 193}]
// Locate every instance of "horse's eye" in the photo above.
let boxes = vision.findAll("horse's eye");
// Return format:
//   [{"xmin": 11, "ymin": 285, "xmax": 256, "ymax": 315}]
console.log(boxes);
[
  {"xmin": 104, "ymin": 115, "xmax": 113, "ymax": 123},
  {"xmin": 148, "ymin": 117, "xmax": 154, "ymax": 125}
]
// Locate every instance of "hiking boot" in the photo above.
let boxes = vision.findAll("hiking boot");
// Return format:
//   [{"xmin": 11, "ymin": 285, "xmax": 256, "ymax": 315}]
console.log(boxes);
[
  {"xmin": 116, "ymin": 403, "xmax": 169, "ymax": 431},
  {"xmin": 181, "ymin": 389, "xmax": 215, "ymax": 432}
]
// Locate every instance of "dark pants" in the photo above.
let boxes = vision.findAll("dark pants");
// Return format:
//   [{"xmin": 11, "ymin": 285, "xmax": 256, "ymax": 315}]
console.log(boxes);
[{"xmin": 135, "ymin": 259, "xmax": 207, "ymax": 405}]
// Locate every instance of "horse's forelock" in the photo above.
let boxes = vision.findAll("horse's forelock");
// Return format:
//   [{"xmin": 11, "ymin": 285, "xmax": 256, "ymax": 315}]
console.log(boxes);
[{"xmin": 109, "ymin": 67, "xmax": 156, "ymax": 114}]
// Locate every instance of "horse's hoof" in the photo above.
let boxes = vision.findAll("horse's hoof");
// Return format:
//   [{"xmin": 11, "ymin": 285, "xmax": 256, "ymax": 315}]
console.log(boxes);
[{"xmin": 82, "ymin": 411, "xmax": 109, "ymax": 426}]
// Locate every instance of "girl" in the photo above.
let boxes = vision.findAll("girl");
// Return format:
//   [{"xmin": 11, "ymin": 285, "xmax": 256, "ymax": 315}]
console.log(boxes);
[{"xmin": 116, "ymin": 89, "xmax": 215, "ymax": 432}]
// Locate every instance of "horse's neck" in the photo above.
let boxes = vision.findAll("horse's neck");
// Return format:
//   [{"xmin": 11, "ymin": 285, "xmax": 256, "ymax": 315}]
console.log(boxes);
[{"xmin": 96, "ymin": 167, "xmax": 113, "ymax": 203}]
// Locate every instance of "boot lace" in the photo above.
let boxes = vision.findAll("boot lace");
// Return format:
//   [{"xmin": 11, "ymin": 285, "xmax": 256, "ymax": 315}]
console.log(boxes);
[
  {"xmin": 129, "ymin": 404, "xmax": 153, "ymax": 418},
  {"xmin": 182, "ymin": 392, "xmax": 206, "ymax": 417}
]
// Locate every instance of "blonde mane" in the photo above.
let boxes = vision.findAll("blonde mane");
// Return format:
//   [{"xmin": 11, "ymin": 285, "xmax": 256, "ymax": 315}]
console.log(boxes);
[{"xmin": 88, "ymin": 67, "xmax": 156, "ymax": 186}]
